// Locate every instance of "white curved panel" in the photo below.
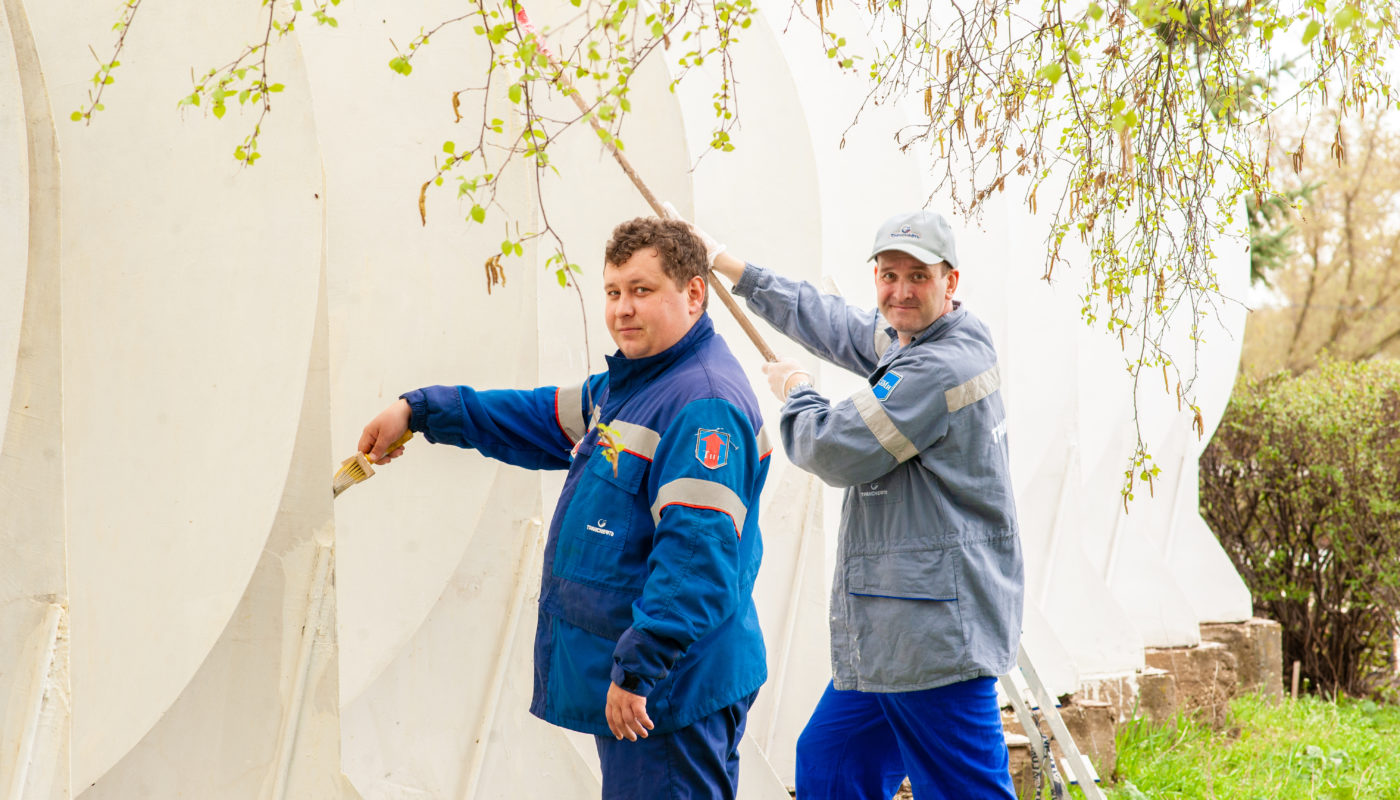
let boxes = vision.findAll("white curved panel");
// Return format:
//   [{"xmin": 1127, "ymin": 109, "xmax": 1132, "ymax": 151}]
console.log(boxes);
[
  {"xmin": 24, "ymin": 0, "xmax": 325, "ymax": 784},
  {"xmin": 0, "ymin": 0, "xmax": 70, "ymax": 794},
  {"xmin": 0, "ymin": 0, "xmax": 27, "ymax": 440},
  {"xmin": 79, "ymin": 262, "xmax": 357, "ymax": 800},
  {"xmin": 297, "ymin": 0, "xmax": 544, "ymax": 704}
]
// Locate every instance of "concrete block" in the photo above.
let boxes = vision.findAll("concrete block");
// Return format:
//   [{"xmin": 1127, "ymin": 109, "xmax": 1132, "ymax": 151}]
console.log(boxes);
[
  {"xmin": 1059, "ymin": 699, "xmax": 1116, "ymax": 781},
  {"xmin": 1201, "ymin": 617, "xmax": 1284, "ymax": 700},
  {"xmin": 1079, "ymin": 667, "xmax": 1175, "ymax": 724},
  {"xmin": 1145, "ymin": 640, "xmax": 1238, "ymax": 727},
  {"xmin": 1001, "ymin": 700, "xmax": 1115, "ymax": 796}
]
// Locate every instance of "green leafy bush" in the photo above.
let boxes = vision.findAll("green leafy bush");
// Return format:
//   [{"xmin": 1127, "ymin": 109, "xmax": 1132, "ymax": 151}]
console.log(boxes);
[{"xmin": 1201, "ymin": 359, "xmax": 1400, "ymax": 698}]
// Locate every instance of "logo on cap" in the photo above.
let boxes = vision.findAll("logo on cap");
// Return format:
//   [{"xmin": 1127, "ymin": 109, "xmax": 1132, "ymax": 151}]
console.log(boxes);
[{"xmin": 890, "ymin": 224, "xmax": 921, "ymax": 240}]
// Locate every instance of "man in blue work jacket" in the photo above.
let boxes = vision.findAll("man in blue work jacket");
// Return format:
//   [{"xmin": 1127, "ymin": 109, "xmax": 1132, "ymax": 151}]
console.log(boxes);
[
  {"xmin": 358, "ymin": 217, "xmax": 770, "ymax": 799},
  {"xmin": 699, "ymin": 209, "xmax": 1022, "ymax": 800}
]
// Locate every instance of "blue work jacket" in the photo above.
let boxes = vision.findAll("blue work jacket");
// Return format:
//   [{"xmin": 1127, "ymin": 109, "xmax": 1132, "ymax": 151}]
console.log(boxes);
[
  {"xmin": 401, "ymin": 314, "xmax": 769, "ymax": 735},
  {"xmin": 734, "ymin": 265, "xmax": 1024, "ymax": 693}
]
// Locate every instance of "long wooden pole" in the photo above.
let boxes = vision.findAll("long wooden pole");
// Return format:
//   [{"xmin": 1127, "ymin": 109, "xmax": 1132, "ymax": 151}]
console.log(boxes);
[{"xmin": 514, "ymin": 5, "xmax": 778, "ymax": 363}]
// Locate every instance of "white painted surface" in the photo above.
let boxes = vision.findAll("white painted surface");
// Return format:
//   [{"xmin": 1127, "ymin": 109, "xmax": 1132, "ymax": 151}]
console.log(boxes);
[{"xmin": 0, "ymin": 0, "xmax": 26, "ymax": 445}]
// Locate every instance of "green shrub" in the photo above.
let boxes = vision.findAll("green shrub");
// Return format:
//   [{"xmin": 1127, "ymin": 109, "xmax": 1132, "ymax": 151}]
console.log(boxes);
[{"xmin": 1200, "ymin": 359, "xmax": 1400, "ymax": 698}]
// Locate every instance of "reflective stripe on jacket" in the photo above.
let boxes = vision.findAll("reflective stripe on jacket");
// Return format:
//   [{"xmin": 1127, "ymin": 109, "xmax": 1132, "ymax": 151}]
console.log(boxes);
[
  {"xmin": 401, "ymin": 314, "xmax": 769, "ymax": 734},
  {"xmin": 734, "ymin": 265, "xmax": 1023, "ymax": 692}
]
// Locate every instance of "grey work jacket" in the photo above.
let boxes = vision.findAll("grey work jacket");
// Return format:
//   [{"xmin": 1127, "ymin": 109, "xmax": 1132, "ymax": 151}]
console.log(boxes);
[{"xmin": 734, "ymin": 265, "xmax": 1024, "ymax": 692}]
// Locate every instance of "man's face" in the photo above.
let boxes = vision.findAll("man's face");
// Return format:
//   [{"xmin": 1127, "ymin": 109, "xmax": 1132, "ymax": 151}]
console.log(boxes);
[
  {"xmin": 874, "ymin": 251, "xmax": 959, "ymax": 342},
  {"xmin": 604, "ymin": 247, "xmax": 705, "ymax": 359}
]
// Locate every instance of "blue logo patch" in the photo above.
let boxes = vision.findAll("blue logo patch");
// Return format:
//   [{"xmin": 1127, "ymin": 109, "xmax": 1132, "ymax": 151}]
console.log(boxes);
[
  {"xmin": 695, "ymin": 428, "xmax": 731, "ymax": 469},
  {"xmin": 872, "ymin": 371, "xmax": 903, "ymax": 402}
]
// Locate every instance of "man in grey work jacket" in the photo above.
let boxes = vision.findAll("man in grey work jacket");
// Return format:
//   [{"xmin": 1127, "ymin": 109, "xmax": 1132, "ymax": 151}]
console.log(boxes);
[
  {"xmin": 357, "ymin": 218, "xmax": 770, "ymax": 800},
  {"xmin": 702, "ymin": 209, "xmax": 1022, "ymax": 799}
]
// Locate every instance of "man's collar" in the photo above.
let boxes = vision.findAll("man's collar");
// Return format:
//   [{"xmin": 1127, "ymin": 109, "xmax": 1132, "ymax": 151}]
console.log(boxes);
[
  {"xmin": 890, "ymin": 300, "xmax": 964, "ymax": 349},
  {"xmin": 604, "ymin": 313, "xmax": 713, "ymax": 396}
]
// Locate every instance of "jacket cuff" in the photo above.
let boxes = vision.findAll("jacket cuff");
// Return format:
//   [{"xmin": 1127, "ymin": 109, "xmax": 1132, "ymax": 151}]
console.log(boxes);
[
  {"xmin": 399, "ymin": 389, "xmax": 428, "ymax": 434},
  {"xmin": 611, "ymin": 627, "xmax": 684, "ymax": 698},
  {"xmin": 731, "ymin": 262, "xmax": 763, "ymax": 298}
]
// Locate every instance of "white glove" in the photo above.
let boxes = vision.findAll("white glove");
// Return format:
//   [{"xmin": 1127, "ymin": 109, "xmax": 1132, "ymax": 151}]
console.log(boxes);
[
  {"xmin": 761, "ymin": 358, "xmax": 813, "ymax": 402},
  {"xmin": 661, "ymin": 201, "xmax": 727, "ymax": 267}
]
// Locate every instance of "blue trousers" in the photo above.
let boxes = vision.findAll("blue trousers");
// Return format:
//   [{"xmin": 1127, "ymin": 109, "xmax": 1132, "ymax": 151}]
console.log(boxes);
[
  {"xmin": 594, "ymin": 692, "xmax": 756, "ymax": 800},
  {"xmin": 795, "ymin": 677, "xmax": 1016, "ymax": 800}
]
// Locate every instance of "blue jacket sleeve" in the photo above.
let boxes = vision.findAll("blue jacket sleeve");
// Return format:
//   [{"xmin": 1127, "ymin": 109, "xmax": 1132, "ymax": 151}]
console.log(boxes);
[
  {"xmin": 609, "ymin": 398, "xmax": 760, "ymax": 695},
  {"xmin": 400, "ymin": 375, "xmax": 603, "ymax": 471},
  {"xmin": 732, "ymin": 263, "xmax": 891, "ymax": 376}
]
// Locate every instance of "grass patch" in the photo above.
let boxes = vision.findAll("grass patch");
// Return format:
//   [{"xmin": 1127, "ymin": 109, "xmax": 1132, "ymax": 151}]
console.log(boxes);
[{"xmin": 1105, "ymin": 693, "xmax": 1400, "ymax": 799}]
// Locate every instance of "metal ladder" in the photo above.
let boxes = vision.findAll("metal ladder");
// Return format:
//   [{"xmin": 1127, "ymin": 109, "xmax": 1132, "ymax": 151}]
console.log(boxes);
[{"xmin": 998, "ymin": 645, "xmax": 1107, "ymax": 800}]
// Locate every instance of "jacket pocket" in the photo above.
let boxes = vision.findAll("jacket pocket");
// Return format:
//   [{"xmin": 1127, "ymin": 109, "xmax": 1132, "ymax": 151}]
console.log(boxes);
[
  {"xmin": 843, "ymin": 548, "xmax": 969, "ymax": 687},
  {"xmin": 847, "ymin": 547, "xmax": 958, "ymax": 601},
  {"xmin": 553, "ymin": 451, "xmax": 648, "ymax": 588}
]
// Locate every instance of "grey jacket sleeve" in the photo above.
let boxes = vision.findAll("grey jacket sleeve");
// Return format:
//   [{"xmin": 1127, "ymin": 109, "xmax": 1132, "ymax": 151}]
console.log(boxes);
[
  {"xmin": 779, "ymin": 353, "xmax": 956, "ymax": 487},
  {"xmin": 732, "ymin": 264, "xmax": 891, "ymax": 375}
]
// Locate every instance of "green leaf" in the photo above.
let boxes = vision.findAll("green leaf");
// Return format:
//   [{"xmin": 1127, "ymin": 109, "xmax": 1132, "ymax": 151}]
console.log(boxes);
[
  {"xmin": 1302, "ymin": 19, "xmax": 1322, "ymax": 44},
  {"xmin": 470, "ymin": 205, "xmax": 486, "ymax": 223},
  {"xmin": 1334, "ymin": 4, "xmax": 1361, "ymax": 30},
  {"xmin": 1036, "ymin": 62, "xmax": 1063, "ymax": 84},
  {"xmin": 70, "ymin": 110, "xmax": 84, "ymax": 121},
  {"xmin": 103, "ymin": 75, "xmax": 115, "ymax": 85},
  {"xmin": 213, "ymin": 103, "xmax": 226, "ymax": 119},
  {"xmin": 500, "ymin": 239, "xmax": 513, "ymax": 254},
  {"xmin": 557, "ymin": 270, "xmax": 568, "ymax": 287},
  {"xmin": 268, "ymin": 83, "xmax": 285, "ymax": 92},
  {"xmin": 508, "ymin": 84, "xmax": 522, "ymax": 104},
  {"xmin": 443, "ymin": 140, "xmax": 456, "ymax": 154},
  {"xmin": 1087, "ymin": 2, "xmax": 1104, "ymax": 20}
]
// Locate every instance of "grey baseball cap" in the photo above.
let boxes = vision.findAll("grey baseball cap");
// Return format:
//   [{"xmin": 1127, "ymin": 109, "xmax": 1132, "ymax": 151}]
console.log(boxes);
[{"xmin": 868, "ymin": 209, "xmax": 959, "ymax": 269}]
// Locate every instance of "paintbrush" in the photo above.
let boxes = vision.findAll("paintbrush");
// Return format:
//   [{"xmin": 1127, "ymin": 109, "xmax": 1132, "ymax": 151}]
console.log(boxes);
[{"xmin": 332, "ymin": 430, "xmax": 413, "ymax": 498}]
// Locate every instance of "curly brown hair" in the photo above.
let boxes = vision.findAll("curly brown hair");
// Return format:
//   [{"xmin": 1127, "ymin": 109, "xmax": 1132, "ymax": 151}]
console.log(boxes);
[{"xmin": 604, "ymin": 217, "xmax": 710, "ymax": 309}]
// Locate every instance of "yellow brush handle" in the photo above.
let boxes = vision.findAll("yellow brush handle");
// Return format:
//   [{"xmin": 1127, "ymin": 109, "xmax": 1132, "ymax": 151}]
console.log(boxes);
[{"xmin": 371, "ymin": 430, "xmax": 414, "ymax": 461}]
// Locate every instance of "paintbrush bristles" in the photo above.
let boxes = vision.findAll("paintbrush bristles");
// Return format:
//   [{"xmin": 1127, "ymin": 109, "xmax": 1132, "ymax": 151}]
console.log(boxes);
[
  {"xmin": 331, "ymin": 430, "xmax": 414, "ymax": 499},
  {"xmin": 332, "ymin": 453, "xmax": 375, "ymax": 498}
]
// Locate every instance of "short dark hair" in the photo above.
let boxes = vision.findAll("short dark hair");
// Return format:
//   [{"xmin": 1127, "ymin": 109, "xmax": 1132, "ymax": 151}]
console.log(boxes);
[{"xmin": 605, "ymin": 217, "xmax": 710, "ymax": 309}]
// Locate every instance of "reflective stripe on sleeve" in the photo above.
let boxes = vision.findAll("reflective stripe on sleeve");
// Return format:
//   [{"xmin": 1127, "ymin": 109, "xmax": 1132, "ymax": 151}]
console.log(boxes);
[
  {"xmin": 852, "ymin": 387, "xmax": 920, "ymax": 463},
  {"xmin": 608, "ymin": 419, "xmax": 661, "ymax": 461},
  {"xmin": 651, "ymin": 478, "xmax": 748, "ymax": 536},
  {"xmin": 555, "ymin": 383, "xmax": 587, "ymax": 444},
  {"xmin": 756, "ymin": 426, "xmax": 773, "ymax": 459},
  {"xmin": 945, "ymin": 364, "xmax": 1001, "ymax": 414}
]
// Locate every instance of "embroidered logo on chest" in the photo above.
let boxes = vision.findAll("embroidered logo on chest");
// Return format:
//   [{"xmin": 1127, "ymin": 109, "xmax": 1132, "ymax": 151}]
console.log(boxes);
[
  {"xmin": 694, "ymin": 428, "xmax": 732, "ymax": 469},
  {"xmin": 872, "ymin": 371, "xmax": 903, "ymax": 402}
]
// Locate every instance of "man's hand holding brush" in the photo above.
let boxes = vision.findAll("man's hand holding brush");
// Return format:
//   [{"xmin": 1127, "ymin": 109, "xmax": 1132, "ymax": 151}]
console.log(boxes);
[{"xmin": 358, "ymin": 399, "xmax": 413, "ymax": 465}]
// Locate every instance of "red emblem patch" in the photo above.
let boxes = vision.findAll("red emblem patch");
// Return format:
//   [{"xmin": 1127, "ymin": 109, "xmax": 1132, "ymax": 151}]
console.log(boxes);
[{"xmin": 695, "ymin": 428, "xmax": 731, "ymax": 469}]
